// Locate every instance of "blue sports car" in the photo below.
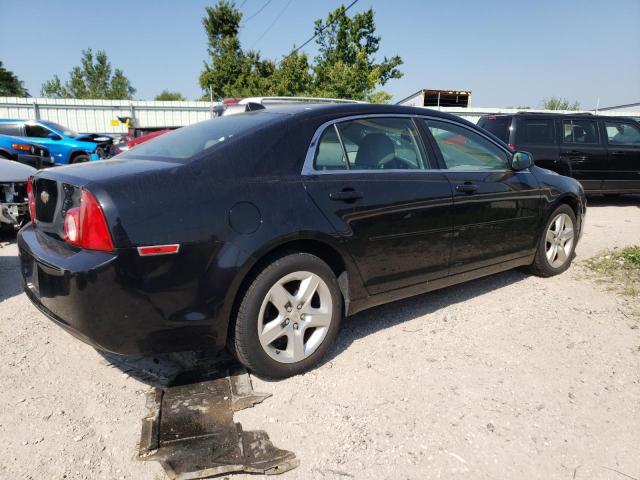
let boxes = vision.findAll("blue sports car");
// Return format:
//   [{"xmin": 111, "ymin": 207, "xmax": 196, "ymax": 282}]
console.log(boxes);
[
  {"xmin": 0, "ymin": 134, "xmax": 53, "ymax": 168},
  {"xmin": 0, "ymin": 119, "xmax": 113, "ymax": 164}
]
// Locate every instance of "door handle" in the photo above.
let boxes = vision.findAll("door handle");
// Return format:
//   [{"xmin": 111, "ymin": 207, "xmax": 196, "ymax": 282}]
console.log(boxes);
[
  {"xmin": 329, "ymin": 189, "xmax": 364, "ymax": 202},
  {"xmin": 455, "ymin": 182, "xmax": 478, "ymax": 194},
  {"xmin": 610, "ymin": 151, "xmax": 625, "ymax": 156}
]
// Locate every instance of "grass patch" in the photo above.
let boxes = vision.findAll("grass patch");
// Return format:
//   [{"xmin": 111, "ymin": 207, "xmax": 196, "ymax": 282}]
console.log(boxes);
[{"xmin": 586, "ymin": 246, "xmax": 640, "ymax": 297}]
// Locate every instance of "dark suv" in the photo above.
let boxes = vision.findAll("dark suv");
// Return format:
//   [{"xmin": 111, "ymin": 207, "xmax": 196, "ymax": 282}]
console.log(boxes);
[{"xmin": 478, "ymin": 113, "xmax": 640, "ymax": 194}]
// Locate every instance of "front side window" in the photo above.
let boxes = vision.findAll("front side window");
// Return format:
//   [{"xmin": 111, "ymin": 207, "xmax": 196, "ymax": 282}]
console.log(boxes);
[
  {"xmin": 520, "ymin": 118, "xmax": 555, "ymax": 144},
  {"xmin": 335, "ymin": 117, "xmax": 429, "ymax": 170},
  {"xmin": 562, "ymin": 119, "xmax": 599, "ymax": 144},
  {"xmin": 425, "ymin": 120, "xmax": 509, "ymax": 170},
  {"xmin": 604, "ymin": 121, "xmax": 640, "ymax": 145},
  {"xmin": 25, "ymin": 124, "xmax": 52, "ymax": 138}
]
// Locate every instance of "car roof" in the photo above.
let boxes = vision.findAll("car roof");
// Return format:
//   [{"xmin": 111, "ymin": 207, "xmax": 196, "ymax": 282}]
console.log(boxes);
[
  {"xmin": 479, "ymin": 112, "xmax": 637, "ymax": 121},
  {"xmin": 262, "ymin": 102, "xmax": 474, "ymax": 125}
]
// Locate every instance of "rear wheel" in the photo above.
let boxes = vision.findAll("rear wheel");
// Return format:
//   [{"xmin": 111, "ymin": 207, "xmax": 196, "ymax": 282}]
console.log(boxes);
[
  {"xmin": 529, "ymin": 204, "xmax": 577, "ymax": 277},
  {"xmin": 232, "ymin": 253, "xmax": 342, "ymax": 378}
]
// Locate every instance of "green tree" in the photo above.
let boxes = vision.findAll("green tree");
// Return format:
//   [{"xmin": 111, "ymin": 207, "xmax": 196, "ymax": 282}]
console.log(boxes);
[
  {"xmin": 0, "ymin": 61, "xmax": 29, "ymax": 96},
  {"xmin": 155, "ymin": 90, "xmax": 186, "ymax": 101},
  {"xmin": 367, "ymin": 90, "xmax": 393, "ymax": 104},
  {"xmin": 198, "ymin": 2, "xmax": 402, "ymax": 101},
  {"xmin": 310, "ymin": 6, "xmax": 403, "ymax": 100},
  {"xmin": 543, "ymin": 97, "xmax": 580, "ymax": 110},
  {"xmin": 41, "ymin": 49, "xmax": 135, "ymax": 99}
]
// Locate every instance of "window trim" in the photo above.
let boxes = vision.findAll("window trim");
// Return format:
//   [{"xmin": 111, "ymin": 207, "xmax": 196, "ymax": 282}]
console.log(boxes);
[{"xmin": 302, "ymin": 114, "xmax": 516, "ymax": 176}]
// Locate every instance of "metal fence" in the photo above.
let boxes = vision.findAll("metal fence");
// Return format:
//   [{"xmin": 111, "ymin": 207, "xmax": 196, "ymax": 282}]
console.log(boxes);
[
  {"xmin": 1, "ymin": 97, "xmax": 638, "ymax": 133},
  {"xmin": 0, "ymin": 97, "xmax": 218, "ymax": 134}
]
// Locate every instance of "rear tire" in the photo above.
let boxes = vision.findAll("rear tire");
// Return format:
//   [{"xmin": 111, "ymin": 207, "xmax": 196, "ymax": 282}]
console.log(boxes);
[
  {"xmin": 528, "ymin": 204, "xmax": 577, "ymax": 277},
  {"xmin": 232, "ymin": 253, "xmax": 343, "ymax": 378}
]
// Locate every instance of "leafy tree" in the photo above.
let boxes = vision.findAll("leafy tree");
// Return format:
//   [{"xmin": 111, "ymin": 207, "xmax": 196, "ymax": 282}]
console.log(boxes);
[
  {"xmin": 199, "ymin": 1, "xmax": 402, "ymax": 101},
  {"xmin": 367, "ymin": 90, "xmax": 393, "ymax": 104},
  {"xmin": 543, "ymin": 97, "xmax": 580, "ymax": 110},
  {"xmin": 310, "ymin": 6, "xmax": 403, "ymax": 100},
  {"xmin": 155, "ymin": 90, "xmax": 186, "ymax": 101},
  {"xmin": 0, "ymin": 61, "xmax": 29, "ymax": 96},
  {"xmin": 41, "ymin": 49, "xmax": 135, "ymax": 99}
]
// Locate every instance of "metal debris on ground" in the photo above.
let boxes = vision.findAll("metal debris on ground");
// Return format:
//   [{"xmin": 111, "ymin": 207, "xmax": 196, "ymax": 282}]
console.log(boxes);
[{"xmin": 138, "ymin": 366, "xmax": 298, "ymax": 479}]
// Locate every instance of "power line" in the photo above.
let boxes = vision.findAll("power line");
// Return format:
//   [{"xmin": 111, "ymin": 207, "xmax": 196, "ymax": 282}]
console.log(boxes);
[
  {"xmin": 241, "ymin": 0, "xmax": 275, "ymax": 25},
  {"xmin": 280, "ymin": 0, "xmax": 360, "ymax": 64},
  {"xmin": 250, "ymin": 0, "xmax": 293, "ymax": 49},
  {"xmin": 238, "ymin": 0, "xmax": 248, "ymax": 8}
]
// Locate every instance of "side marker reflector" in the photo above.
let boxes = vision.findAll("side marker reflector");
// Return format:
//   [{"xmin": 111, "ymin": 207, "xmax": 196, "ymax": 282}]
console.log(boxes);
[{"xmin": 137, "ymin": 244, "xmax": 180, "ymax": 256}]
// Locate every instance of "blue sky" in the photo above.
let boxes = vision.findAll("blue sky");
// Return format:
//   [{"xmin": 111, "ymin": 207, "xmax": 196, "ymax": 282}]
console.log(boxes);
[{"xmin": 1, "ymin": 0, "xmax": 639, "ymax": 108}]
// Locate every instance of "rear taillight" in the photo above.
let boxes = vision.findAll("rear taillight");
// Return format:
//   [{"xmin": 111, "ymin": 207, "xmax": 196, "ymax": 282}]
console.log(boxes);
[
  {"xmin": 26, "ymin": 176, "xmax": 37, "ymax": 224},
  {"xmin": 63, "ymin": 190, "xmax": 114, "ymax": 251},
  {"xmin": 508, "ymin": 143, "xmax": 516, "ymax": 151}
]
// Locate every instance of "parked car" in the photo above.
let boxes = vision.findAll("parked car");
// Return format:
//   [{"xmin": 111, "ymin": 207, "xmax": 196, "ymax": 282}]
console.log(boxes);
[
  {"xmin": 1, "ymin": 159, "xmax": 36, "ymax": 231},
  {"xmin": 112, "ymin": 129, "xmax": 172, "ymax": 154},
  {"xmin": 478, "ymin": 112, "xmax": 640, "ymax": 194},
  {"xmin": 0, "ymin": 134, "xmax": 54, "ymax": 169},
  {"xmin": 18, "ymin": 104, "xmax": 586, "ymax": 378},
  {"xmin": 0, "ymin": 120, "xmax": 114, "ymax": 164}
]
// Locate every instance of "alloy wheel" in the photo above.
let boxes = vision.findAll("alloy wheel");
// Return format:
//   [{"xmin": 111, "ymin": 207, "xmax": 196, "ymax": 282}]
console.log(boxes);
[
  {"xmin": 545, "ymin": 213, "xmax": 575, "ymax": 268},
  {"xmin": 257, "ymin": 271, "xmax": 333, "ymax": 363}
]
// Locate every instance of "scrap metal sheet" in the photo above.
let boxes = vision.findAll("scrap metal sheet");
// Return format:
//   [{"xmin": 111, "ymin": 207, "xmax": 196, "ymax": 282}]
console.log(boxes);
[{"xmin": 138, "ymin": 366, "xmax": 298, "ymax": 479}]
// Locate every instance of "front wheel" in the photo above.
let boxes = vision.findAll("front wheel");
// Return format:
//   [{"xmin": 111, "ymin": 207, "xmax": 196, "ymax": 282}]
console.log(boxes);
[
  {"xmin": 529, "ymin": 204, "xmax": 577, "ymax": 277},
  {"xmin": 231, "ymin": 253, "xmax": 343, "ymax": 378},
  {"xmin": 70, "ymin": 154, "xmax": 89, "ymax": 164}
]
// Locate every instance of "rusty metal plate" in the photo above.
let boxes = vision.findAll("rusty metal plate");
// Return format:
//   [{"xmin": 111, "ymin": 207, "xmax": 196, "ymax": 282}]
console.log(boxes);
[{"xmin": 138, "ymin": 366, "xmax": 298, "ymax": 479}]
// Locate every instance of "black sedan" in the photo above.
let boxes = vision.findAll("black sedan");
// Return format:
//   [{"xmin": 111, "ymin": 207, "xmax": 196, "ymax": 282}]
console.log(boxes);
[{"xmin": 18, "ymin": 103, "xmax": 586, "ymax": 378}]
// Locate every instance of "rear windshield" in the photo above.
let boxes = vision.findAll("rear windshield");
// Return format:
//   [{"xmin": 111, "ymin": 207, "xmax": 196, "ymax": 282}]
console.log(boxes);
[
  {"xmin": 479, "ymin": 117, "xmax": 511, "ymax": 143},
  {"xmin": 118, "ymin": 112, "xmax": 285, "ymax": 163}
]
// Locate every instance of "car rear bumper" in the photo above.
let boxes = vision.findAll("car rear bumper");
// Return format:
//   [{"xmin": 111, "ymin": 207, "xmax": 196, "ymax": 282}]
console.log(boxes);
[{"xmin": 17, "ymin": 225, "xmax": 226, "ymax": 355}]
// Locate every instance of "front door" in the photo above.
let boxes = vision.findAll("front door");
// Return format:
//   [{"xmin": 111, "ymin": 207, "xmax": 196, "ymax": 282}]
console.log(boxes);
[
  {"xmin": 602, "ymin": 119, "xmax": 640, "ymax": 192},
  {"xmin": 22, "ymin": 123, "xmax": 66, "ymax": 163},
  {"xmin": 559, "ymin": 118, "xmax": 608, "ymax": 192},
  {"xmin": 303, "ymin": 116, "xmax": 453, "ymax": 295},
  {"xmin": 422, "ymin": 118, "xmax": 542, "ymax": 274}
]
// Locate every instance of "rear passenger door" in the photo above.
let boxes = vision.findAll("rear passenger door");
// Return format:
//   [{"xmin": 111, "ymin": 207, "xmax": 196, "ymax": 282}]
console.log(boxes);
[
  {"xmin": 422, "ymin": 118, "xmax": 542, "ymax": 273},
  {"xmin": 303, "ymin": 116, "xmax": 453, "ymax": 295},
  {"xmin": 602, "ymin": 120, "xmax": 640, "ymax": 192},
  {"xmin": 559, "ymin": 118, "xmax": 608, "ymax": 191}
]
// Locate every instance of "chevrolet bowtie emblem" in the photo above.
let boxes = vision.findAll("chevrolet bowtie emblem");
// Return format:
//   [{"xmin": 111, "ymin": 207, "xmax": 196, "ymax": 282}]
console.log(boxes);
[{"xmin": 40, "ymin": 191, "xmax": 50, "ymax": 204}]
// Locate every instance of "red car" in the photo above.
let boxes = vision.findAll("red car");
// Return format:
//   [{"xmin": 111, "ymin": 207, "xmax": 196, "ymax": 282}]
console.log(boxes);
[{"xmin": 113, "ymin": 129, "xmax": 173, "ymax": 154}]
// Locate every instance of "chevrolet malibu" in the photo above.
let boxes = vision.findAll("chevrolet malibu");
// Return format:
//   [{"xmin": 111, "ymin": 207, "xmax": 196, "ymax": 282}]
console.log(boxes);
[{"xmin": 18, "ymin": 104, "xmax": 586, "ymax": 378}]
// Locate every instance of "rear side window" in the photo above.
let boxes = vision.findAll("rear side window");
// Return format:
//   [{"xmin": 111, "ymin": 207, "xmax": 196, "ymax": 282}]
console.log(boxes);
[
  {"xmin": 562, "ymin": 119, "xmax": 599, "ymax": 144},
  {"xmin": 0, "ymin": 123, "xmax": 21, "ymax": 136},
  {"xmin": 118, "ymin": 112, "xmax": 285, "ymax": 162},
  {"xmin": 604, "ymin": 121, "xmax": 640, "ymax": 145},
  {"xmin": 479, "ymin": 117, "xmax": 511, "ymax": 143},
  {"xmin": 519, "ymin": 118, "xmax": 555, "ymax": 144},
  {"xmin": 314, "ymin": 126, "xmax": 347, "ymax": 171},
  {"xmin": 335, "ymin": 117, "xmax": 429, "ymax": 170}
]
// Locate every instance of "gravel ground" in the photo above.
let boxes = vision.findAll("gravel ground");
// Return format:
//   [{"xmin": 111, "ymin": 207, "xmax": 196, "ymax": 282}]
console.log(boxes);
[{"xmin": 1, "ymin": 196, "xmax": 639, "ymax": 480}]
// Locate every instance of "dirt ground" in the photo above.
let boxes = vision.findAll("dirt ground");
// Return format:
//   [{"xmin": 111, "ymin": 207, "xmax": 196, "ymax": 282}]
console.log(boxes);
[{"xmin": 1, "ymin": 196, "xmax": 639, "ymax": 480}]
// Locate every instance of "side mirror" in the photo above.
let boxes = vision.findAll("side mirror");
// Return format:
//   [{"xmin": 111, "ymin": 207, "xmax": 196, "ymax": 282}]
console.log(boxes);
[
  {"xmin": 47, "ymin": 132, "xmax": 61, "ymax": 140},
  {"xmin": 511, "ymin": 151, "xmax": 533, "ymax": 170}
]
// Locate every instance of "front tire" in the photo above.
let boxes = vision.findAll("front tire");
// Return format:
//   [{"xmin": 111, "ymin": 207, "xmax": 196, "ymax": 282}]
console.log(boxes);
[
  {"xmin": 70, "ymin": 154, "xmax": 89, "ymax": 164},
  {"xmin": 529, "ymin": 204, "xmax": 577, "ymax": 277},
  {"xmin": 232, "ymin": 253, "xmax": 343, "ymax": 378}
]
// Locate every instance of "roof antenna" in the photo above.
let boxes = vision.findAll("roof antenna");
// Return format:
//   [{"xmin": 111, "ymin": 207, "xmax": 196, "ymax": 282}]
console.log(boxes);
[{"xmin": 595, "ymin": 96, "xmax": 600, "ymax": 114}]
